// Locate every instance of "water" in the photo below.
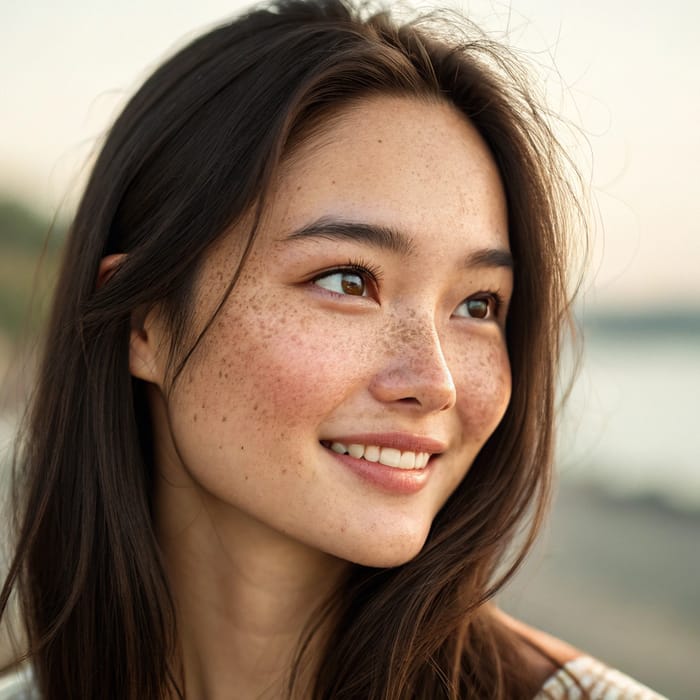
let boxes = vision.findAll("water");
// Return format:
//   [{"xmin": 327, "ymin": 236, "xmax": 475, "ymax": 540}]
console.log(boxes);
[
  {"xmin": 1, "ymin": 326, "xmax": 699, "ymax": 511},
  {"xmin": 557, "ymin": 329, "xmax": 700, "ymax": 511}
]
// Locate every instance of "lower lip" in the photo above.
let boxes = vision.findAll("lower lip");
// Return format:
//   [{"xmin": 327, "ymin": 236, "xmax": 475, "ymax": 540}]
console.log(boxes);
[{"xmin": 324, "ymin": 446, "xmax": 434, "ymax": 495}]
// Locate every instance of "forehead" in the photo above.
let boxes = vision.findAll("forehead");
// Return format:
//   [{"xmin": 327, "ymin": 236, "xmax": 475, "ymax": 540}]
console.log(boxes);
[{"xmin": 265, "ymin": 95, "xmax": 509, "ymax": 255}]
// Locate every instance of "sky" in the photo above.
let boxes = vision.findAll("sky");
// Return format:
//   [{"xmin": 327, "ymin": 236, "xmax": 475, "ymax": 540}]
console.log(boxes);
[{"xmin": 1, "ymin": 0, "xmax": 699, "ymax": 310}]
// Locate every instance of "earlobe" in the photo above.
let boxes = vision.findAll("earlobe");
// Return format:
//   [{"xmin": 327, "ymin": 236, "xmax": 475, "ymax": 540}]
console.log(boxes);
[
  {"xmin": 97, "ymin": 253, "xmax": 163, "ymax": 384},
  {"xmin": 129, "ymin": 310, "xmax": 165, "ymax": 385}
]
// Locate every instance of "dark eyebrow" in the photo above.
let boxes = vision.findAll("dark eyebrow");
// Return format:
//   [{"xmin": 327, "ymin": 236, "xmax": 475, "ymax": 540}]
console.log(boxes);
[
  {"xmin": 284, "ymin": 217, "xmax": 414, "ymax": 256},
  {"xmin": 464, "ymin": 248, "xmax": 514, "ymax": 271},
  {"xmin": 284, "ymin": 216, "xmax": 513, "ymax": 270}
]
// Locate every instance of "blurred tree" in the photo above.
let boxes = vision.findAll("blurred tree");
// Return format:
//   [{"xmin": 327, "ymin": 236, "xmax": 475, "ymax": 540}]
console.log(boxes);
[{"xmin": 0, "ymin": 197, "xmax": 65, "ymax": 337}]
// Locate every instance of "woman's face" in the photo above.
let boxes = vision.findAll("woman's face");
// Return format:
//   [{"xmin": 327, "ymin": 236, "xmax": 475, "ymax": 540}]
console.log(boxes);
[{"xmin": 142, "ymin": 96, "xmax": 513, "ymax": 567}]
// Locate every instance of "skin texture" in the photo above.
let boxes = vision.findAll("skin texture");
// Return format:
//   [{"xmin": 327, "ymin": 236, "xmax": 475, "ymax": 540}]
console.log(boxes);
[{"xmin": 129, "ymin": 96, "xmax": 514, "ymax": 698}]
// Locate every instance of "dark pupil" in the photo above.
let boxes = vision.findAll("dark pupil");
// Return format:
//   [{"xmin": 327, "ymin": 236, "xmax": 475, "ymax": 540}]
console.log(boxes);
[
  {"xmin": 341, "ymin": 273, "xmax": 364, "ymax": 295},
  {"xmin": 467, "ymin": 299, "xmax": 488, "ymax": 318}
]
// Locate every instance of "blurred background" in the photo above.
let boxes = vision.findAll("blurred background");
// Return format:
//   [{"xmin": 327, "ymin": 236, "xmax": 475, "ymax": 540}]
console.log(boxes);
[{"xmin": 1, "ymin": 0, "xmax": 698, "ymax": 697}]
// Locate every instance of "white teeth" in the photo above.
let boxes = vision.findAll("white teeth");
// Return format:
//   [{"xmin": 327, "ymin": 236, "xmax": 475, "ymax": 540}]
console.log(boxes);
[
  {"xmin": 325, "ymin": 441, "xmax": 431, "ymax": 470},
  {"xmin": 364, "ymin": 445, "xmax": 380, "ymax": 462},
  {"xmin": 348, "ymin": 443, "xmax": 364, "ymax": 458},
  {"xmin": 379, "ymin": 447, "xmax": 401, "ymax": 468},
  {"xmin": 399, "ymin": 451, "xmax": 416, "ymax": 469}
]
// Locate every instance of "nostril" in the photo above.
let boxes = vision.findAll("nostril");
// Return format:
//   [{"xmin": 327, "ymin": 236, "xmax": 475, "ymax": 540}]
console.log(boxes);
[{"xmin": 397, "ymin": 397, "xmax": 421, "ymax": 406}]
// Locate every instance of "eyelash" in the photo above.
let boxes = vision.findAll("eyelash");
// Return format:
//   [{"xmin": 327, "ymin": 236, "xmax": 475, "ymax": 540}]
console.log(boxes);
[
  {"xmin": 459, "ymin": 291, "xmax": 505, "ymax": 320},
  {"xmin": 311, "ymin": 258, "xmax": 383, "ymax": 292},
  {"xmin": 311, "ymin": 260, "xmax": 504, "ymax": 320}
]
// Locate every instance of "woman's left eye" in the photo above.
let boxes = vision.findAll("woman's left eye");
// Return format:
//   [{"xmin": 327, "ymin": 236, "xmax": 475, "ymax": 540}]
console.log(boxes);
[
  {"xmin": 312, "ymin": 270, "xmax": 369, "ymax": 297},
  {"xmin": 453, "ymin": 294, "xmax": 501, "ymax": 320}
]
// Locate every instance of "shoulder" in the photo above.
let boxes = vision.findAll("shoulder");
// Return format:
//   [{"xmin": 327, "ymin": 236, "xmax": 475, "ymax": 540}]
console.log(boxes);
[
  {"xmin": 535, "ymin": 656, "xmax": 670, "ymax": 700},
  {"xmin": 490, "ymin": 606, "xmax": 580, "ymax": 684},
  {"xmin": 491, "ymin": 608, "xmax": 668, "ymax": 699},
  {"xmin": 0, "ymin": 667, "xmax": 38, "ymax": 700}
]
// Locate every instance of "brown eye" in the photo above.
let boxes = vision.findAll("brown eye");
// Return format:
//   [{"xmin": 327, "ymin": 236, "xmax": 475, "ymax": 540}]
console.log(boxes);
[
  {"xmin": 314, "ymin": 271, "xmax": 367, "ymax": 296},
  {"xmin": 454, "ymin": 295, "xmax": 498, "ymax": 320},
  {"xmin": 340, "ymin": 272, "xmax": 365, "ymax": 295},
  {"xmin": 466, "ymin": 298, "xmax": 489, "ymax": 319}
]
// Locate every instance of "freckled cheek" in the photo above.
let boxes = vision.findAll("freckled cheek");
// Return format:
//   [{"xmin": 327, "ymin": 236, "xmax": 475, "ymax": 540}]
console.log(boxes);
[
  {"xmin": 182, "ymin": 304, "xmax": 375, "ymax": 425},
  {"xmin": 449, "ymin": 339, "xmax": 511, "ymax": 439}
]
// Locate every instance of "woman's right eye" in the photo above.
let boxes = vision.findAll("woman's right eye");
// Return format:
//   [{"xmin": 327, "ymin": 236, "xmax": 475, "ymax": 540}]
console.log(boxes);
[{"xmin": 313, "ymin": 270, "xmax": 368, "ymax": 297}]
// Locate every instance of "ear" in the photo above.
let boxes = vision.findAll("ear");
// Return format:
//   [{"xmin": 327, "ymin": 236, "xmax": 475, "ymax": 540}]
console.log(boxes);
[
  {"xmin": 97, "ymin": 255, "xmax": 166, "ymax": 385},
  {"xmin": 129, "ymin": 306, "xmax": 167, "ymax": 386},
  {"xmin": 96, "ymin": 255, "xmax": 164, "ymax": 385},
  {"xmin": 96, "ymin": 253, "xmax": 125, "ymax": 289}
]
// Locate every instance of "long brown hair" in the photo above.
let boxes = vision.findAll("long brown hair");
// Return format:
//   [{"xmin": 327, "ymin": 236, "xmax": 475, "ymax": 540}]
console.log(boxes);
[{"xmin": 1, "ymin": 1, "xmax": 582, "ymax": 697}]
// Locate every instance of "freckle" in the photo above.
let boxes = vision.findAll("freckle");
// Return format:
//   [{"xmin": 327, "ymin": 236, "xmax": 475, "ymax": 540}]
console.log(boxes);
[
  {"xmin": 253, "ymin": 404, "xmax": 258, "ymax": 411},
  {"xmin": 201, "ymin": 402, "xmax": 205, "ymax": 409},
  {"xmin": 217, "ymin": 271, "xmax": 223, "ymax": 281},
  {"xmin": 377, "ymin": 138, "xmax": 382, "ymax": 143},
  {"xmin": 193, "ymin": 414, "xmax": 197, "ymax": 422},
  {"xmin": 331, "ymin": 179, "xmax": 336, "ymax": 185},
  {"xmin": 218, "ymin": 370, "xmax": 222, "ymax": 378},
  {"xmin": 222, "ymin": 416, "xmax": 227, "ymax": 422},
  {"xmin": 282, "ymin": 468, "xmax": 288, "ymax": 475},
  {"xmin": 218, "ymin": 444, "xmax": 222, "ymax": 450},
  {"xmin": 244, "ymin": 475, "xmax": 249, "ymax": 481},
  {"xmin": 340, "ymin": 526, "xmax": 346, "ymax": 533},
  {"xmin": 296, "ymin": 185, "xmax": 301, "ymax": 191},
  {"xmin": 240, "ymin": 445, "xmax": 244, "ymax": 450}
]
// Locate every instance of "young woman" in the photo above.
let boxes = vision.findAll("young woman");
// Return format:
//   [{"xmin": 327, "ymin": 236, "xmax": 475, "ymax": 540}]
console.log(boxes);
[{"xmin": 0, "ymin": 1, "xmax": 667, "ymax": 698}]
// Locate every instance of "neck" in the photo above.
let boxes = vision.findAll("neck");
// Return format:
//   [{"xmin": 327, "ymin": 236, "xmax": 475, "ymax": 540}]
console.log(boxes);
[{"xmin": 155, "ymin": 480, "xmax": 348, "ymax": 700}]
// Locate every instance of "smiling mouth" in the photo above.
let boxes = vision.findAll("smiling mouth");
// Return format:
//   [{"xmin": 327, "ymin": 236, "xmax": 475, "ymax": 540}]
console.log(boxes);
[{"xmin": 320, "ymin": 440, "xmax": 432, "ymax": 470}]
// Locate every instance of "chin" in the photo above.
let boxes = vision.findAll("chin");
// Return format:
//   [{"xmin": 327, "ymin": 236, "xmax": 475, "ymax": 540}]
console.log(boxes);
[{"xmin": 331, "ymin": 521, "xmax": 432, "ymax": 569}]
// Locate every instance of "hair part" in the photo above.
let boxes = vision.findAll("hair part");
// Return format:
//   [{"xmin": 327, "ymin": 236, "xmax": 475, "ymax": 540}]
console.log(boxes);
[{"xmin": 1, "ymin": 1, "xmax": 584, "ymax": 698}]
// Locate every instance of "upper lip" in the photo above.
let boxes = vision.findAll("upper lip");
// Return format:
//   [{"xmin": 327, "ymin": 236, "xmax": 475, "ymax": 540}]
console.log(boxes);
[{"xmin": 320, "ymin": 432, "xmax": 448, "ymax": 455}]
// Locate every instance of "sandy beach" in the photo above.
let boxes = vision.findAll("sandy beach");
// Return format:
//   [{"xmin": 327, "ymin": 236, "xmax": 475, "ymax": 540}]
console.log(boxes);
[
  {"xmin": 2, "ymin": 408, "xmax": 698, "ymax": 698},
  {"xmin": 501, "ymin": 481, "xmax": 700, "ymax": 699}
]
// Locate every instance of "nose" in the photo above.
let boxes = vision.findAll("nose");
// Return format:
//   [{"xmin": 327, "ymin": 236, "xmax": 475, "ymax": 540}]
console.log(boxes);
[{"xmin": 368, "ymin": 318, "xmax": 457, "ymax": 413}]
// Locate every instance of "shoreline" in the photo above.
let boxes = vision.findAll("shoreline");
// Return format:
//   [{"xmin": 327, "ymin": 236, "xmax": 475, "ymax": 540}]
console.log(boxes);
[
  {"xmin": 1, "ymin": 421, "xmax": 698, "ymax": 696},
  {"xmin": 501, "ymin": 480, "xmax": 700, "ymax": 700}
]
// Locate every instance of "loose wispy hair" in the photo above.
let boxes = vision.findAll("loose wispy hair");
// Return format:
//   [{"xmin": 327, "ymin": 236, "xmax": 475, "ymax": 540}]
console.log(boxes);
[{"xmin": 1, "ymin": 1, "xmax": 584, "ymax": 697}]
